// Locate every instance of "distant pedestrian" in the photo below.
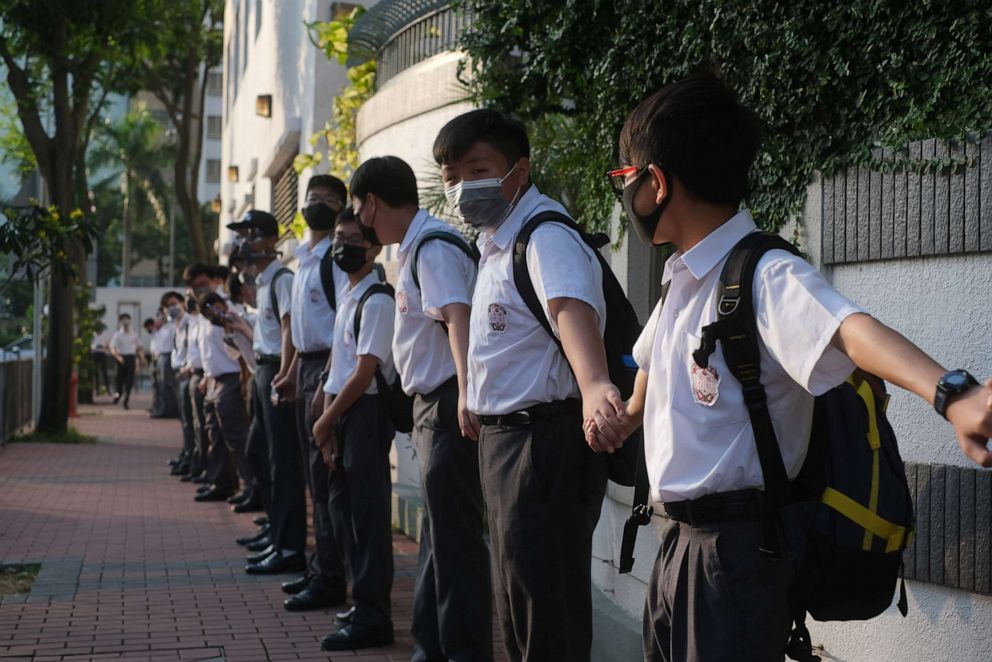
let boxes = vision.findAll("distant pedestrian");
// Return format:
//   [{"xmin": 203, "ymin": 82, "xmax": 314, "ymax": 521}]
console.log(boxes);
[{"xmin": 110, "ymin": 314, "xmax": 142, "ymax": 409}]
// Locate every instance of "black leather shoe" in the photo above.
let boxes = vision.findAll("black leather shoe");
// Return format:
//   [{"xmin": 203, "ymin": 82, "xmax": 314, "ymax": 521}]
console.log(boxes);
[
  {"xmin": 284, "ymin": 585, "xmax": 347, "ymax": 612},
  {"xmin": 194, "ymin": 487, "xmax": 233, "ymax": 502},
  {"xmin": 170, "ymin": 463, "xmax": 189, "ymax": 476},
  {"xmin": 320, "ymin": 623, "xmax": 394, "ymax": 651},
  {"xmin": 196, "ymin": 484, "xmax": 212, "ymax": 495},
  {"xmin": 168, "ymin": 456, "xmax": 182, "ymax": 467},
  {"xmin": 192, "ymin": 473, "xmax": 210, "ymax": 484},
  {"xmin": 280, "ymin": 575, "xmax": 310, "ymax": 595},
  {"xmin": 246, "ymin": 545, "xmax": 274, "ymax": 564},
  {"xmin": 179, "ymin": 473, "xmax": 195, "ymax": 482},
  {"xmin": 244, "ymin": 536, "xmax": 272, "ymax": 552},
  {"xmin": 232, "ymin": 495, "xmax": 263, "ymax": 514},
  {"xmin": 236, "ymin": 526, "xmax": 270, "ymax": 547},
  {"xmin": 335, "ymin": 605, "xmax": 355, "ymax": 625},
  {"xmin": 226, "ymin": 490, "xmax": 249, "ymax": 504},
  {"xmin": 253, "ymin": 516, "xmax": 269, "ymax": 527},
  {"xmin": 245, "ymin": 552, "xmax": 306, "ymax": 575}
]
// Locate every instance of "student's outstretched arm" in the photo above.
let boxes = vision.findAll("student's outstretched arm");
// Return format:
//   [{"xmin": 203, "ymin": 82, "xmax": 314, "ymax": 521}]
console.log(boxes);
[
  {"xmin": 833, "ymin": 312, "xmax": 992, "ymax": 467},
  {"xmin": 551, "ymin": 297, "xmax": 629, "ymax": 452}
]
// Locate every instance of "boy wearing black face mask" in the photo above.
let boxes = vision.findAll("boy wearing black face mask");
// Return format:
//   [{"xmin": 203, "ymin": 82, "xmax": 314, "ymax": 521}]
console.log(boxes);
[
  {"xmin": 312, "ymin": 209, "xmax": 396, "ymax": 652},
  {"xmin": 280, "ymin": 175, "xmax": 351, "ymax": 611},
  {"xmin": 433, "ymin": 109, "xmax": 627, "ymax": 662}
]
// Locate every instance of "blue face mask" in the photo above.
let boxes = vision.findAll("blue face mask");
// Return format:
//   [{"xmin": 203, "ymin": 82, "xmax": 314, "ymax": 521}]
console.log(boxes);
[{"xmin": 444, "ymin": 162, "xmax": 523, "ymax": 232}]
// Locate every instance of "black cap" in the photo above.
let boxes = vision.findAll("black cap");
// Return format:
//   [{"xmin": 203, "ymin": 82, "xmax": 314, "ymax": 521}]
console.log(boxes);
[{"xmin": 228, "ymin": 209, "xmax": 279, "ymax": 237}]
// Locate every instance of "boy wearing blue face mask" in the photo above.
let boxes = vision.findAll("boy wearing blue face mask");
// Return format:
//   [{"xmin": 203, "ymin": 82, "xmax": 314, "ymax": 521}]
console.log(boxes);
[
  {"xmin": 433, "ymin": 109, "xmax": 629, "ymax": 662},
  {"xmin": 312, "ymin": 209, "xmax": 396, "ymax": 652}
]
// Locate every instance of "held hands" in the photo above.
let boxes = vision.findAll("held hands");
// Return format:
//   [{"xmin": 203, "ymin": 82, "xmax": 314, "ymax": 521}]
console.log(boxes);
[
  {"xmin": 581, "ymin": 381, "xmax": 632, "ymax": 453},
  {"xmin": 312, "ymin": 414, "xmax": 338, "ymax": 470},
  {"xmin": 947, "ymin": 378, "xmax": 992, "ymax": 467},
  {"xmin": 458, "ymin": 391, "xmax": 481, "ymax": 441},
  {"xmin": 271, "ymin": 374, "xmax": 296, "ymax": 404}
]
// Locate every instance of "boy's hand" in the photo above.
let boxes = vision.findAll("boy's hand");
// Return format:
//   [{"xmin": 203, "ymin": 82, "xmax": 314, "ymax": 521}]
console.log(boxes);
[
  {"xmin": 947, "ymin": 378, "xmax": 992, "ymax": 467},
  {"xmin": 313, "ymin": 414, "xmax": 337, "ymax": 469},
  {"xmin": 272, "ymin": 373, "xmax": 296, "ymax": 403},
  {"xmin": 582, "ymin": 381, "xmax": 630, "ymax": 453},
  {"xmin": 458, "ymin": 392, "xmax": 480, "ymax": 441}
]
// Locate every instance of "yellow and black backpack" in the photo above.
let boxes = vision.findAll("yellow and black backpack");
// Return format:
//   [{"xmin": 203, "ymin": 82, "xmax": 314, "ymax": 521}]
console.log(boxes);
[{"xmin": 691, "ymin": 231, "xmax": 915, "ymax": 662}]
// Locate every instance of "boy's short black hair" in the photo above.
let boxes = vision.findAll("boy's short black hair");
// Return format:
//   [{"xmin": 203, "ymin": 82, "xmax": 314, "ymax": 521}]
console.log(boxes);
[
  {"xmin": 119, "ymin": 313, "xmax": 131, "ymax": 321},
  {"xmin": 142, "ymin": 318, "xmax": 155, "ymax": 327},
  {"xmin": 212, "ymin": 265, "xmax": 230, "ymax": 281},
  {"xmin": 306, "ymin": 174, "xmax": 348, "ymax": 203},
  {"xmin": 433, "ymin": 109, "xmax": 530, "ymax": 167},
  {"xmin": 335, "ymin": 206, "xmax": 380, "ymax": 246},
  {"xmin": 619, "ymin": 72, "xmax": 761, "ymax": 208},
  {"xmin": 182, "ymin": 262, "xmax": 212, "ymax": 286},
  {"xmin": 350, "ymin": 156, "xmax": 419, "ymax": 208},
  {"xmin": 160, "ymin": 291, "xmax": 183, "ymax": 307}
]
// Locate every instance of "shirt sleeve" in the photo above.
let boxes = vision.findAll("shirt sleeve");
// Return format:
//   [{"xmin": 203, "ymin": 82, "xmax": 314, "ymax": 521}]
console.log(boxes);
[
  {"xmin": 275, "ymin": 272, "xmax": 294, "ymax": 321},
  {"xmin": 753, "ymin": 250, "xmax": 864, "ymax": 395},
  {"xmin": 109, "ymin": 331, "xmax": 121, "ymax": 352},
  {"xmin": 526, "ymin": 223, "xmax": 606, "ymax": 338},
  {"xmin": 633, "ymin": 296, "xmax": 665, "ymax": 373},
  {"xmin": 356, "ymin": 293, "xmax": 395, "ymax": 365},
  {"xmin": 417, "ymin": 239, "xmax": 476, "ymax": 321}
]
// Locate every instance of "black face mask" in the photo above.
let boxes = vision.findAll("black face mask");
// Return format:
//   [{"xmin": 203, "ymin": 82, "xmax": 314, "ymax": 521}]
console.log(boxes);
[
  {"xmin": 302, "ymin": 203, "xmax": 336, "ymax": 230},
  {"xmin": 623, "ymin": 167, "xmax": 671, "ymax": 246},
  {"xmin": 331, "ymin": 243, "xmax": 368, "ymax": 274}
]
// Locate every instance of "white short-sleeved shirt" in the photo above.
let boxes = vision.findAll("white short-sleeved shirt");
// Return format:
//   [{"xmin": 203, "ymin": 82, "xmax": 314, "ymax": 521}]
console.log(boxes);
[
  {"xmin": 632, "ymin": 210, "xmax": 864, "ymax": 504},
  {"xmin": 110, "ymin": 328, "xmax": 140, "ymax": 355},
  {"xmin": 467, "ymin": 185, "xmax": 606, "ymax": 416},
  {"xmin": 253, "ymin": 260, "xmax": 294, "ymax": 355},
  {"xmin": 185, "ymin": 314, "xmax": 204, "ymax": 370},
  {"xmin": 290, "ymin": 236, "xmax": 347, "ymax": 352},
  {"xmin": 323, "ymin": 270, "xmax": 397, "ymax": 397},
  {"xmin": 151, "ymin": 323, "xmax": 174, "ymax": 355},
  {"xmin": 199, "ymin": 316, "xmax": 241, "ymax": 378},
  {"xmin": 171, "ymin": 315, "xmax": 190, "ymax": 369},
  {"xmin": 393, "ymin": 210, "xmax": 476, "ymax": 395}
]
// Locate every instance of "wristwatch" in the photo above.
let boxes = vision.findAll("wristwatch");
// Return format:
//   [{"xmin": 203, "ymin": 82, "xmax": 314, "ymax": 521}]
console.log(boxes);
[{"xmin": 934, "ymin": 370, "xmax": 979, "ymax": 419}]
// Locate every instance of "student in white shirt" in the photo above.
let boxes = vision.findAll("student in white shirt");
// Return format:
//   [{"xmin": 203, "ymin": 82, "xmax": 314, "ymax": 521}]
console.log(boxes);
[
  {"xmin": 110, "ymin": 313, "xmax": 142, "ymax": 409},
  {"xmin": 181, "ymin": 264, "xmax": 215, "ymax": 484},
  {"xmin": 312, "ymin": 209, "xmax": 396, "ymax": 652},
  {"xmin": 162, "ymin": 291, "xmax": 193, "ymax": 475},
  {"xmin": 280, "ymin": 175, "xmax": 350, "ymax": 612},
  {"xmin": 593, "ymin": 73, "xmax": 992, "ymax": 661},
  {"xmin": 152, "ymin": 297, "xmax": 180, "ymax": 420},
  {"xmin": 434, "ymin": 109, "xmax": 625, "ymax": 662},
  {"xmin": 351, "ymin": 155, "xmax": 491, "ymax": 661}
]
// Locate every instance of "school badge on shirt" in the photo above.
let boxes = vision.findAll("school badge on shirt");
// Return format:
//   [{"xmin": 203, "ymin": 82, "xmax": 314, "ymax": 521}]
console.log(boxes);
[
  {"xmin": 690, "ymin": 361, "xmax": 720, "ymax": 406},
  {"xmin": 309, "ymin": 287, "xmax": 321, "ymax": 304},
  {"xmin": 396, "ymin": 291, "xmax": 409, "ymax": 315},
  {"xmin": 488, "ymin": 303, "xmax": 508, "ymax": 333}
]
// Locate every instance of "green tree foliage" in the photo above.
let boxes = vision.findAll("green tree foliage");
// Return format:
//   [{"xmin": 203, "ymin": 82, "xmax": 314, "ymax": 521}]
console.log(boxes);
[
  {"xmin": 456, "ymin": 0, "xmax": 992, "ymax": 231},
  {"xmin": 73, "ymin": 282, "xmax": 105, "ymax": 404}
]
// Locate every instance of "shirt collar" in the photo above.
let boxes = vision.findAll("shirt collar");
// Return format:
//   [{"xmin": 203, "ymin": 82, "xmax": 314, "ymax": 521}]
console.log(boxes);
[
  {"xmin": 664, "ymin": 209, "xmax": 758, "ymax": 283},
  {"xmin": 255, "ymin": 259, "xmax": 282, "ymax": 286},
  {"xmin": 398, "ymin": 209, "xmax": 430, "ymax": 254},
  {"xmin": 345, "ymin": 269, "xmax": 381, "ymax": 301},
  {"xmin": 481, "ymin": 183, "xmax": 542, "ymax": 253},
  {"xmin": 295, "ymin": 235, "xmax": 331, "ymax": 261}
]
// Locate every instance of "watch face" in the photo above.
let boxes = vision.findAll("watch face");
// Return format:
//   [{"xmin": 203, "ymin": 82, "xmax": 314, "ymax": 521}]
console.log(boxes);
[{"xmin": 945, "ymin": 371, "xmax": 969, "ymax": 388}]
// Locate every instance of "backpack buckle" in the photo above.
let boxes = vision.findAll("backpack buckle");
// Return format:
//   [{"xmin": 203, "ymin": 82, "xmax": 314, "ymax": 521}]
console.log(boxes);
[{"xmin": 718, "ymin": 293, "xmax": 740, "ymax": 316}]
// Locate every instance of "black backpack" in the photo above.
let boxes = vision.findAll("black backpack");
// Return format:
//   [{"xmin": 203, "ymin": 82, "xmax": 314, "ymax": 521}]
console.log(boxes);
[
  {"xmin": 269, "ymin": 267, "xmax": 293, "ymax": 321},
  {"xmin": 318, "ymin": 250, "xmax": 337, "ymax": 312},
  {"xmin": 511, "ymin": 211, "xmax": 646, "ymax": 489},
  {"xmin": 411, "ymin": 230, "xmax": 479, "ymax": 292},
  {"xmin": 683, "ymin": 231, "xmax": 914, "ymax": 661},
  {"xmin": 354, "ymin": 282, "xmax": 414, "ymax": 434}
]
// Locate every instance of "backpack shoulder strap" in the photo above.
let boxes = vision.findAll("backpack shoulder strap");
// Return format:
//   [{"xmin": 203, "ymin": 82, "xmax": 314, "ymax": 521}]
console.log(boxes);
[
  {"xmin": 318, "ymin": 249, "xmax": 337, "ymax": 312},
  {"xmin": 372, "ymin": 262, "xmax": 387, "ymax": 283},
  {"xmin": 694, "ymin": 231, "xmax": 801, "ymax": 556},
  {"xmin": 512, "ymin": 210, "xmax": 587, "ymax": 350},
  {"xmin": 412, "ymin": 230, "xmax": 479, "ymax": 291},
  {"xmin": 619, "ymin": 280, "xmax": 670, "ymax": 575},
  {"xmin": 270, "ymin": 267, "xmax": 293, "ymax": 322},
  {"xmin": 353, "ymin": 282, "xmax": 395, "ymax": 340}
]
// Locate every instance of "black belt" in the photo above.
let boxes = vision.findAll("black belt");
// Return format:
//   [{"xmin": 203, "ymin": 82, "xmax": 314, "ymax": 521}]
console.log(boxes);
[
  {"xmin": 298, "ymin": 349, "xmax": 330, "ymax": 361},
  {"xmin": 662, "ymin": 489, "xmax": 766, "ymax": 526},
  {"xmin": 255, "ymin": 354, "xmax": 281, "ymax": 366},
  {"xmin": 478, "ymin": 398, "xmax": 581, "ymax": 427},
  {"xmin": 193, "ymin": 368, "xmax": 205, "ymax": 377}
]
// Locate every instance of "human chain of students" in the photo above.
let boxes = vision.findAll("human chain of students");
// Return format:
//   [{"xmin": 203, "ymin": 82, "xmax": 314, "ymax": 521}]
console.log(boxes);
[{"xmin": 148, "ymin": 75, "xmax": 992, "ymax": 661}]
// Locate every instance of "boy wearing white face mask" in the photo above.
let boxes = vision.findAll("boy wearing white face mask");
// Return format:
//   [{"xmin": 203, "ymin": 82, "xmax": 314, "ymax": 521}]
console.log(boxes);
[{"xmin": 434, "ymin": 109, "xmax": 627, "ymax": 662}]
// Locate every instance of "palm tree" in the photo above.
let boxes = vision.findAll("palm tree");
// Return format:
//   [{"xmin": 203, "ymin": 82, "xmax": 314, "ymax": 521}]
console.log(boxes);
[{"xmin": 88, "ymin": 107, "xmax": 175, "ymax": 285}]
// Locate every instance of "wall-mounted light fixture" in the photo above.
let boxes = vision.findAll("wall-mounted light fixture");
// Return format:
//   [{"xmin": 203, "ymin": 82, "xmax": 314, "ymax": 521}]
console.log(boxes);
[
  {"xmin": 210, "ymin": 196, "xmax": 222, "ymax": 213},
  {"xmin": 227, "ymin": 166, "xmax": 239, "ymax": 182},
  {"xmin": 255, "ymin": 94, "xmax": 272, "ymax": 118}
]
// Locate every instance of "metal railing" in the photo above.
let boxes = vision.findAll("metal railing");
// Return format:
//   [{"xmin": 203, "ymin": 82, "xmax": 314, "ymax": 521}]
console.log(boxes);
[
  {"xmin": 375, "ymin": 6, "xmax": 470, "ymax": 89},
  {"xmin": 0, "ymin": 357, "xmax": 33, "ymax": 444}
]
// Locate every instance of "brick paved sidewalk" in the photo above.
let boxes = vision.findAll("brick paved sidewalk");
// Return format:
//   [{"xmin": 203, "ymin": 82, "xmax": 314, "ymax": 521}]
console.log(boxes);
[{"xmin": 0, "ymin": 393, "xmax": 497, "ymax": 662}]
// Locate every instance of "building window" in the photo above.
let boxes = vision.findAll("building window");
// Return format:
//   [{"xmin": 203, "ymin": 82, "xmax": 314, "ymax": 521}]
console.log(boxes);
[
  {"xmin": 255, "ymin": 0, "xmax": 262, "ymax": 37},
  {"xmin": 206, "ymin": 159, "xmax": 221, "ymax": 184},
  {"xmin": 271, "ymin": 162, "xmax": 299, "ymax": 229},
  {"xmin": 206, "ymin": 71, "xmax": 222, "ymax": 97},
  {"xmin": 206, "ymin": 116, "xmax": 222, "ymax": 140}
]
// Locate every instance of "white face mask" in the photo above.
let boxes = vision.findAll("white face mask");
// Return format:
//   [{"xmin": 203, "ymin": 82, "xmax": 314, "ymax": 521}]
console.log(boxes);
[{"xmin": 444, "ymin": 162, "xmax": 522, "ymax": 232}]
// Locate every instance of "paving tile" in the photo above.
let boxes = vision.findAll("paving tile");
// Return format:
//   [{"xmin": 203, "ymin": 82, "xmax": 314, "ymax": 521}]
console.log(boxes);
[{"xmin": 0, "ymin": 394, "xmax": 506, "ymax": 661}]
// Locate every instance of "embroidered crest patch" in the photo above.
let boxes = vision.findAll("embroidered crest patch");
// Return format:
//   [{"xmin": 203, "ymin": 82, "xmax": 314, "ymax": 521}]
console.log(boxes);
[
  {"xmin": 488, "ymin": 303, "xmax": 508, "ymax": 333},
  {"xmin": 309, "ymin": 287, "xmax": 321, "ymax": 304},
  {"xmin": 397, "ymin": 290, "xmax": 409, "ymax": 315},
  {"xmin": 690, "ymin": 361, "xmax": 720, "ymax": 406}
]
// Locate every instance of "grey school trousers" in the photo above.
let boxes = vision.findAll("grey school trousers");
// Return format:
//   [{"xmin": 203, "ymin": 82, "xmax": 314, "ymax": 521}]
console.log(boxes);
[
  {"xmin": 411, "ymin": 379, "xmax": 492, "ymax": 662},
  {"xmin": 643, "ymin": 517, "xmax": 794, "ymax": 662},
  {"xmin": 478, "ymin": 405, "xmax": 607, "ymax": 662}
]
